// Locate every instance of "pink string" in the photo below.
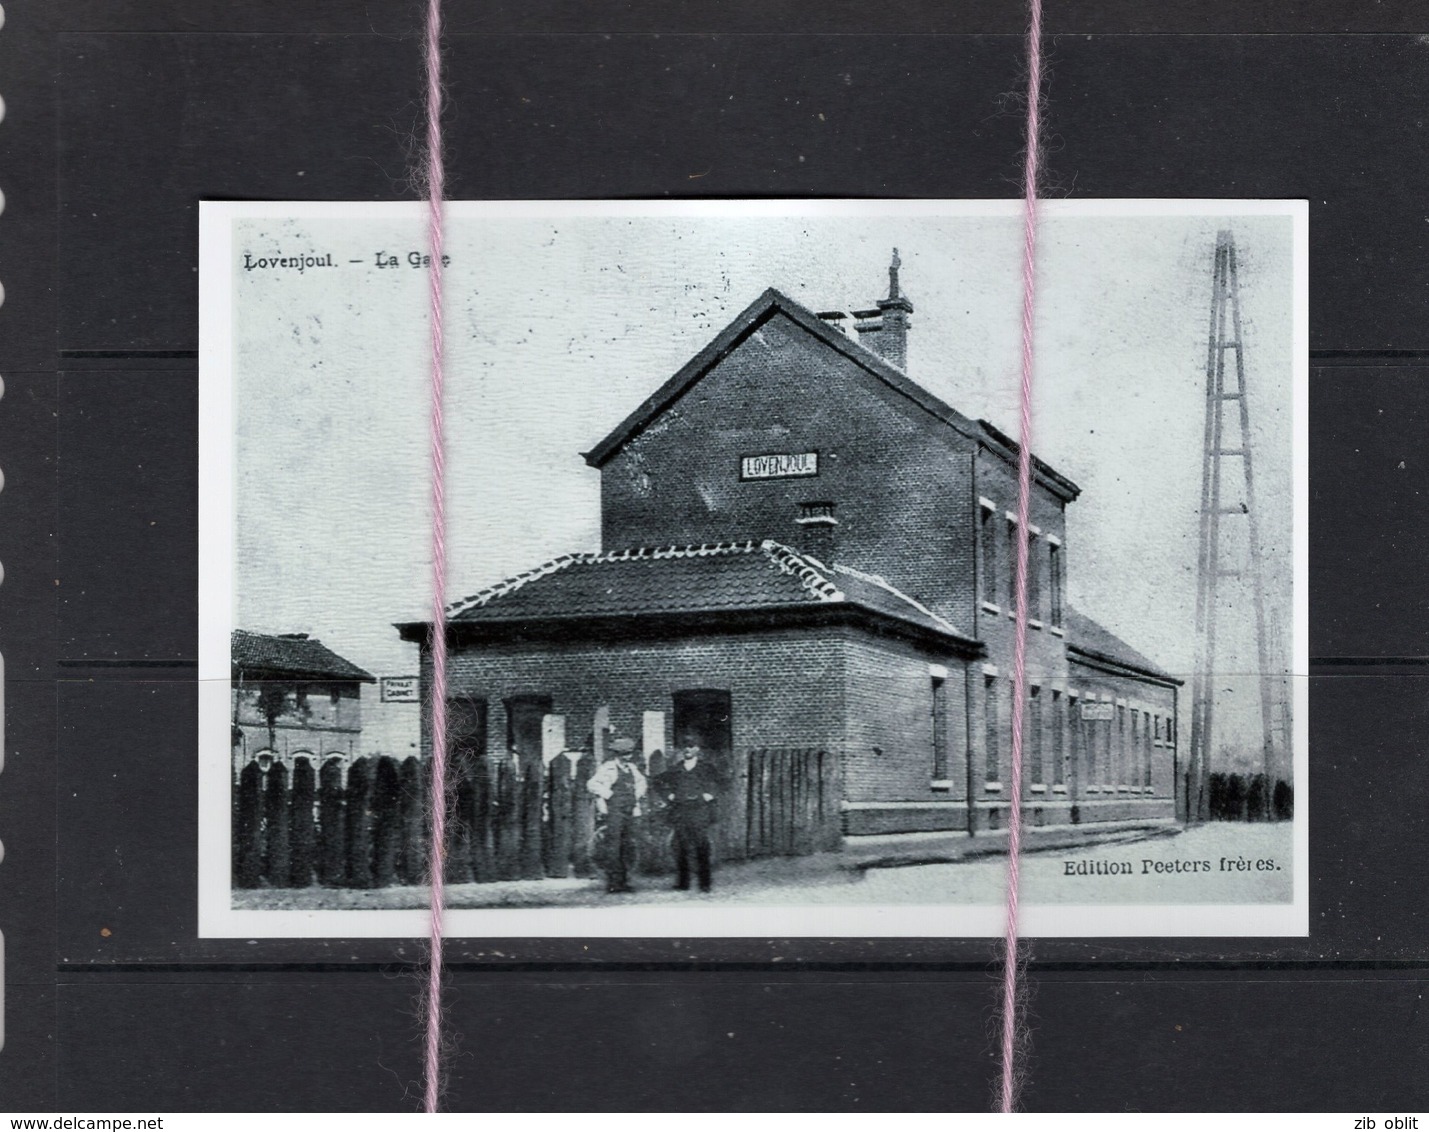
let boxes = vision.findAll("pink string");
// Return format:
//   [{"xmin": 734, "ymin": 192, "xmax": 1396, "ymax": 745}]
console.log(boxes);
[
  {"xmin": 999, "ymin": 0, "xmax": 1045, "ymax": 1114},
  {"xmin": 420, "ymin": 0, "xmax": 450, "ymax": 1113}
]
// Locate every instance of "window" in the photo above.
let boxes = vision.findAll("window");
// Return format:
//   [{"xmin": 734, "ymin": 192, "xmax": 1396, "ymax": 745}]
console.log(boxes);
[
  {"xmin": 1103, "ymin": 706, "xmax": 1114, "ymax": 787},
  {"xmin": 448, "ymin": 694, "xmax": 488, "ymax": 769},
  {"xmin": 1049, "ymin": 543, "xmax": 1064, "ymax": 626},
  {"xmin": 1026, "ymin": 534, "xmax": 1041, "ymax": 621},
  {"xmin": 1117, "ymin": 705, "xmax": 1127, "ymax": 787},
  {"xmin": 1052, "ymin": 690, "xmax": 1065, "ymax": 786},
  {"xmin": 1144, "ymin": 710, "xmax": 1153, "ymax": 788},
  {"xmin": 984, "ymin": 675, "xmax": 999, "ymax": 783},
  {"xmin": 1005, "ymin": 518, "xmax": 1018, "ymax": 609},
  {"xmin": 1154, "ymin": 714, "xmax": 1162, "ymax": 744},
  {"xmin": 931, "ymin": 676, "xmax": 949, "ymax": 780},
  {"xmin": 504, "ymin": 694, "xmax": 551, "ymax": 761},
  {"xmin": 1029, "ymin": 686, "xmax": 1044, "ymax": 784},
  {"xmin": 980, "ymin": 503, "xmax": 998, "ymax": 606}
]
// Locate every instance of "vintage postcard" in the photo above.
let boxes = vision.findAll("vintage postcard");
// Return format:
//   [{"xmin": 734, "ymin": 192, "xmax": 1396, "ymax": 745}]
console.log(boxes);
[{"xmin": 198, "ymin": 199, "xmax": 1308, "ymax": 938}]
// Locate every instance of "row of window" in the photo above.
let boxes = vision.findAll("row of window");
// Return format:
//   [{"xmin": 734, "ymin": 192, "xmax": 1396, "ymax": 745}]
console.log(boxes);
[
  {"xmin": 932, "ymin": 675, "xmax": 1173, "ymax": 791},
  {"xmin": 979, "ymin": 500, "xmax": 1064, "ymax": 627},
  {"xmin": 245, "ymin": 749, "xmax": 351, "ymax": 771}
]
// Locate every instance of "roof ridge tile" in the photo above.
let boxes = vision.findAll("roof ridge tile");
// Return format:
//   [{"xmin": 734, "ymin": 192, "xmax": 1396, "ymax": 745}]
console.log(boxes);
[
  {"xmin": 760, "ymin": 540, "xmax": 845, "ymax": 602},
  {"xmin": 447, "ymin": 551, "xmax": 594, "ymax": 616},
  {"xmin": 451, "ymin": 540, "xmax": 772, "ymax": 614},
  {"xmin": 832, "ymin": 562, "xmax": 965, "ymax": 637}
]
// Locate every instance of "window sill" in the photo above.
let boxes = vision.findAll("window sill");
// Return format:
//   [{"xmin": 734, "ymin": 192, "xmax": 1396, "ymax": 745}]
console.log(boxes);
[
  {"xmin": 1029, "ymin": 783, "xmax": 1047, "ymax": 794},
  {"xmin": 1003, "ymin": 611, "xmax": 1046, "ymax": 629},
  {"xmin": 930, "ymin": 779, "xmax": 953, "ymax": 792},
  {"xmin": 981, "ymin": 600, "xmax": 1001, "ymax": 615},
  {"xmin": 1084, "ymin": 785, "xmax": 1099, "ymax": 794},
  {"xmin": 1052, "ymin": 784, "xmax": 1068, "ymax": 794},
  {"xmin": 1049, "ymin": 624, "xmax": 1065, "ymax": 637},
  {"xmin": 984, "ymin": 782, "xmax": 1003, "ymax": 793}
]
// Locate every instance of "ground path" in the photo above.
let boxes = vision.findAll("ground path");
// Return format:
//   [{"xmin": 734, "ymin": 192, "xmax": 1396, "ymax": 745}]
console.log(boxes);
[{"xmin": 235, "ymin": 821, "xmax": 1292, "ymax": 911}]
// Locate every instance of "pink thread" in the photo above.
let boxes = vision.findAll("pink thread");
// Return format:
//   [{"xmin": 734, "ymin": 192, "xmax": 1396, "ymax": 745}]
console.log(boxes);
[
  {"xmin": 999, "ymin": 0, "xmax": 1045, "ymax": 1114},
  {"xmin": 420, "ymin": 0, "xmax": 449, "ymax": 1114}
]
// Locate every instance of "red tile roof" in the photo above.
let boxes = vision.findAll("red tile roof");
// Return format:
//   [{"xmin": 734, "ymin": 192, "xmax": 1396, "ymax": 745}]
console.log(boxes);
[
  {"xmin": 444, "ymin": 540, "xmax": 971, "ymax": 643},
  {"xmin": 231, "ymin": 629, "xmax": 375, "ymax": 682}
]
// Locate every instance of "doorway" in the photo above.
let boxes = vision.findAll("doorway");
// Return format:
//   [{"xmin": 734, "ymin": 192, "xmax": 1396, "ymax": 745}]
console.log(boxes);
[
  {"xmin": 447, "ymin": 695, "xmax": 488, "ymax": 764},
  {"xmin": 671, "ymin": 689, "xmax": 733, "ymax": 769},
  {"xmin": 504, "ymin": 694, "xmax": 553, "ymax": 760}
]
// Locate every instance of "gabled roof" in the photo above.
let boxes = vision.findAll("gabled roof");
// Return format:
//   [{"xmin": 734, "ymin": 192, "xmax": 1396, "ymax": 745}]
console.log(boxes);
[
  {"xmin": 582, "ymin": 286, "xmax": 1080, "ymax": 501},
  {"xmin": 1065, "ymin": 608, "xmax": 1181, "ymax": 685},
  {"xmin": 232, "ymin": 629, "xmax": 375, "ymax": 683},
  {"xmin": 397, "ymin": 539, "xmax": 978, "ymax": 649}
]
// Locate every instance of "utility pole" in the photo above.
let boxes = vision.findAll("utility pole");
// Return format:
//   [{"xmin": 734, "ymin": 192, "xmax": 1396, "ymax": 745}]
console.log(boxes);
[{"xmin": 1187, "ymin": 231, "xmax": 1277, "ymax": 822}]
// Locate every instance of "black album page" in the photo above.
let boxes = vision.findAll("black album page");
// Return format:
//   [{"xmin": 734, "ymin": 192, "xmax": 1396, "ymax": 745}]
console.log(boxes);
[{"xmin": 0, "ymin": 1, "xmax": 1426, "ymax": 1113}]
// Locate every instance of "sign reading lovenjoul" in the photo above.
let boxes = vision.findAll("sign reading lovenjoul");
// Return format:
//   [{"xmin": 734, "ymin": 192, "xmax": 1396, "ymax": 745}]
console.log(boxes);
[
  {"xmin": 740, "ymin": 451, "xmax": 818, "ymax": 480},
  {"xmin": 380, "ymin": 676, "xmax": 420, "ymax": 703},
  {"xmin": 1081, "ymin": 701, "xmax": 1116, "ymax": 722}
]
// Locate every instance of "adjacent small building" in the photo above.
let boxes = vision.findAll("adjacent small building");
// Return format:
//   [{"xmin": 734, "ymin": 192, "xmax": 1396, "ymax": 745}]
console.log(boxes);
[
  {"xmin": 399, "ymin": 256, "xmax": 1183, "ymax": 857},
  {"xmin": 231, "ymin": 629, "xmax": 375, "ymax": 782}
]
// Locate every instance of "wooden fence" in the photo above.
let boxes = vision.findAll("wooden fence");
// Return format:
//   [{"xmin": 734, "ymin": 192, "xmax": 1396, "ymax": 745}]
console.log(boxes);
[
  {"xmin": 233, "ymin": 754, "xmax": 430, "ymax": 889},
  {"xmin": 233, "ymin": 746, "xmax": 842, "ymax": 889},
  {"xmin": 743, "ymin": 748, "xmax": 841, "ymax": 858}
]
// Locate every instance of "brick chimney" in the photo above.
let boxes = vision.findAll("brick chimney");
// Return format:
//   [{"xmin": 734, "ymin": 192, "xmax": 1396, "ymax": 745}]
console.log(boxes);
[
  {"xmin": 854, "ymin": 248, "xmax": 913, "ymax": 370},
  {"xmin": 796, "ymin": 501, "xmax": 838, "ymax": 565}
]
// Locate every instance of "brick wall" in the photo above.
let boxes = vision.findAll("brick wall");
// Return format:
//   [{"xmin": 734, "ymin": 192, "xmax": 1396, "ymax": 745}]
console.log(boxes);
[
  {"xmin": 962, "ymin": 662, "xmax": 1178, "ymax": 829},
  {"xmin": 594, "ymin": 309, "xmax": 1082, "ymax": 729},
  {"xmin": 419, "ymin": 624, "xmax": 1179, "ymax": 836},
  {"xmin": 971, "ymin": 445, "xmax": 1071, "ymax": 691},
  {"xmin": 841, "ymin": 631, "xmax": 972, "ymax": 834},
  {"xmin": 1065, "ymin": 657, "xmax": 1179, "ymax": 823},
  {"xmin": 425, "ymin": 626, "xmax": 848, "ymax": 854},
  {"xmin": 598, "ymin": 311, "xmax": 982, "ymax": 633}
]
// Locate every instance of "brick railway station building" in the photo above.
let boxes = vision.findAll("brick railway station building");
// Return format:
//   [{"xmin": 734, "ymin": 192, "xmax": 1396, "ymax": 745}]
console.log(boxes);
[{"xmin": 399, "ymin": 256, "xmax": 1182, "ymax": 849}]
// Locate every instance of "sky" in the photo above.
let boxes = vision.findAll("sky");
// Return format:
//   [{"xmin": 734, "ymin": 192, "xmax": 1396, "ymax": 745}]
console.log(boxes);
[{"xmin": 225, "ymin": 203, "xmax": 1300, "ymax": 766}]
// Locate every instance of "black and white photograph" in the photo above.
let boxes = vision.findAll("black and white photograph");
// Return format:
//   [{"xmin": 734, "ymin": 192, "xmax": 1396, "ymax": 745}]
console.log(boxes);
[{"xmin": 198, "ymin": 199, "xmax": 1307, "ymax": 938}]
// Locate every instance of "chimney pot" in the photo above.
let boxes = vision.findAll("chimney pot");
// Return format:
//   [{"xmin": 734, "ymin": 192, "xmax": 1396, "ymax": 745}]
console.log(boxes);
[
  {"xmin": 796, "ymin": 501, "xmax": 838, "ymax": 564},
  {"xmin": 854, "ymin": 248, "xmax": 913, "ymax": 369}
]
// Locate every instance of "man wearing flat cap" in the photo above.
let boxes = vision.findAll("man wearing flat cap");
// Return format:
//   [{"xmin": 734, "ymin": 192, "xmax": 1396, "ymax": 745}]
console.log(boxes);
[{"xmin": 585, "ymin": 737, "xmax": 648, "ymax": 894}]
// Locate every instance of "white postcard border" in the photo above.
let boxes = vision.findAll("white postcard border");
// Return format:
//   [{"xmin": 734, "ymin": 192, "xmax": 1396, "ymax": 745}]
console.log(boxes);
[{"xmin": 198, "ymin": 197, "xmax": 1310, "ymax": 939}]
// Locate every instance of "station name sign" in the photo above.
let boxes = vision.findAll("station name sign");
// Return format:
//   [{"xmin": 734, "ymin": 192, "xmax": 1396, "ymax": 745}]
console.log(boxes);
[
  {"xmin": 740, "ymin": 451, "xmax": 819, "ymax": 480},
  {"xmin": 380, "ymin": 676, "xmax": 421, "ymax": 703},
  {"xmin": 1080, "ymin": 701, "xmax": 1116, "ymax": 722}
]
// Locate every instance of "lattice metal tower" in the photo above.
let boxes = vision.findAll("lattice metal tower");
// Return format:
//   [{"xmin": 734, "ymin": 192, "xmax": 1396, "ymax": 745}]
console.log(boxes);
[{"xmin": 1187, "ymin": 230, "xmax": 1278, "ymax": 822}]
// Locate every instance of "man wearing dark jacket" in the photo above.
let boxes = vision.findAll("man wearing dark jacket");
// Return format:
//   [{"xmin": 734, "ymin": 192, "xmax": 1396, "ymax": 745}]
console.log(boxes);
[{"xmin": 657, "ymin": 743, "xmax": 722, "ymax": 892}]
